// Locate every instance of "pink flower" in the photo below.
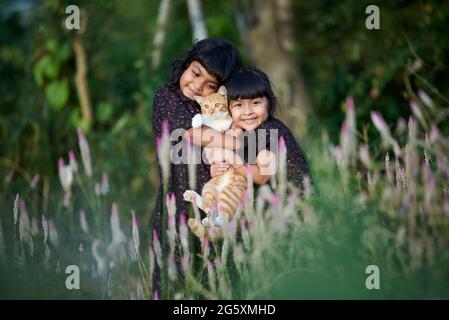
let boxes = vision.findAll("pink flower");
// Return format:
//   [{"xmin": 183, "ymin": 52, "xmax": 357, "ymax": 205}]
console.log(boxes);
[
  {"xmin": 19, "ymin": 200, "xmax": 30, "ymax": 243},
  {"xmin": 13, "ymin": 193, "xmax": 19, "ymax": 225},
  {"xmin": 77, "ymin": 128, "xmax": 93, "ymax": 177},
  {"xmin": 58, "ymin": 158, "xmax": 73, "ymax": 193},
  {"xmin": 131, "ymin": 211, "xmax": 140, "ymax": 253},
  {"xmin": 63, "ymin": 192, "xmax": 71, "ymax": 207},
  {"xmin": 31, "ymin": 217, "xmax": 39, "ymax": 236},
  {"xmin": 358, "ymin": 145, "xmax": 372, "ymax": 169},
  {"xmin": 69, "ymin": 151, "xmax": 78, "ymax": 173},
  {"xmin": 48, "ymin": 219, "xmax": 59, "ymax": 247},
  {"xmin": 371, "ymin": 112, "xmax": 388, "ymax": 134},
  {"xmin": 95, "ymin": 183, "xmax": 101, "ymax": 196},
  {"xmin": 152, "ymin": 230, "xmax": 162, "ymax": 268},
  {"xmin": 4, "ymin": 169, "xmax": 14, "ymax": 183},
  {"xmin": 42, "ymin": 214, "xmax": 49, "ymax": 244},
  {"xmin": 101, "ymin": 172, "xmax": 109, "ymax": 195},
  {"xmin": 269, "ymin": 194, "xmax": 281, "ymax": 206},
  {"xmin": 162, "ymin": 120, "xmax": 170, "ymax": 136},
  {"xmin": 418, "ymin": 89, "xmax": 433, "ymax": 110},
  {"xmin": 370, "ymin": 111, "xmax": 400, "ymax": 156},
  {"xmin": 80, "ymin": 210, "xmax": 89, "ymax": 234},
  {"xmin": 430, "ymin": 125, "xmax": 440, "ymax": 143},
  {"xmin": 168, "ymin": 252, "xmax": 177, "ymax": 281},
  {"xmin": 182, "ymin": 255, "xmax": 190, "ymax": 273},
  {"xmin": 149, "ymin": 247, "xmax": 155, "ymax": 278},
  {"xmin": 111, "ymin": 203, "xmax": 126, "ymax": 244},
  {"xmin": 409, "ymin": 100, "xmax": 426, "ymax": 128},
  {"xmin": 203, "ymin": 238, "xmax": 210, "ymax": 260},
  {"xmin": 166, "ymin": 193, "xmax": 177, "ymax": 251},
  {"xmin": 30, "ymin": 174, "xmax": 40, "ymax": 189}
]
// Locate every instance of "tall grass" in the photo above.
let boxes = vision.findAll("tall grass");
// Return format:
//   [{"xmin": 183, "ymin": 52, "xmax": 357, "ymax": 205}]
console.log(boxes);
[{"xmin": 1, "ymin": 87, "xmax": 449, "ymax": 299}]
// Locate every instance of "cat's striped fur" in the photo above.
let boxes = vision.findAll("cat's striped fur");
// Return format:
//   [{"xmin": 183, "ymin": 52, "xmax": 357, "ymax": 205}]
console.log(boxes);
[{"xmin": 184, "ymin": 86, "xmax": 247, "ymax": 240}]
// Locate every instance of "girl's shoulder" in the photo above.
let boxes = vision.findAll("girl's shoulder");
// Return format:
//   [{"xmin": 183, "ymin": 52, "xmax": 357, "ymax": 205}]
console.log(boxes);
[
  {"xmin": 154, "ymin": 84, "xmax": 193, "ymax": 106},
  {"xmin": 154, "ymin": 84, "xmax": 179, "ymax": 101},
  {"xmin": 258, "ymin": 117, "xmax": 295, "ymax": 138}
]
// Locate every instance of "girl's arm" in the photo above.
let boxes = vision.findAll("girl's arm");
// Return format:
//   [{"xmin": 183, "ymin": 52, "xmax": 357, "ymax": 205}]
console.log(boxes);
[
  {"xmin": 209, "ymin": 148, "xmax": 277, "ymax": 185},
  {"xmin": 184, "ymin": 126, "xmax": 241, "ymax": 150},
  {"xmin": 233, "ymin": 150, "xmax": 277, "ymax": 185}
]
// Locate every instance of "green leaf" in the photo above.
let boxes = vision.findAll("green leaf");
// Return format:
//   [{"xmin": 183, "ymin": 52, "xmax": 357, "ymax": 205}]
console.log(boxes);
[
  {"xmin": 46, "ymin": 39, "xmax": 58, "ymax": 53},
  {"xmin": 33, "ymin": 55, "xmax": 60, "ymax": 86},
  {"xmin": 45, "ymin": 80, "xmax": 69, "ymax": 111},
  {"xmin": 55, "ymin": 43, "xmax": 71, "ymax": 62},
  {"xmin": 44, "ymin": 58, "xmax": 60, "ymax": 80},
  {"xmin": 70, "ymin": 108, "xmax": 90, "ymax": 132},
  {"xmin": 33, "ymin": 55, "xmax": 50, "ymax": 87},
  {"xmin": 97, "ymin": 102, "xmax": 113, "ymax": 123}
]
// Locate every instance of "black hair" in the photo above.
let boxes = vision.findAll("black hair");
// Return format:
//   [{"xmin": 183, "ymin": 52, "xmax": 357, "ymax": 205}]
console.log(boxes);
[
  {"xmin": 168, "ymin": 38, "xmax": 242, "ymax": 87},
  {"xmin": 225, "ymin": 67, "xmax": 278, "ymax": 117}
]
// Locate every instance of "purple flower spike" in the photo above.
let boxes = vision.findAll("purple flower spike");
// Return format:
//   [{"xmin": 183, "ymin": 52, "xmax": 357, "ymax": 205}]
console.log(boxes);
[{"xmin": 162, "ymin": 120, "xmax": 169, "ymax": 136}]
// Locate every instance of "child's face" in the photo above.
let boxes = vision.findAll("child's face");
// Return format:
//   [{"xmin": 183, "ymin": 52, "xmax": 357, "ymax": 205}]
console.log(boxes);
[
  {"xmin": 179, "ymin": 61, "xmax": 219, "ymax": 100},
  {"xmin": 229, "ymin": 97, "xmax": 269, "ymax": 131}
]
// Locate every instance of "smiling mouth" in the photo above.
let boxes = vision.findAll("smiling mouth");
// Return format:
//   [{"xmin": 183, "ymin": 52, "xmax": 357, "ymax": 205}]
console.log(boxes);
[{"xmin": 188, "ymin": 87, "xmax": 199, "ymax": 96}]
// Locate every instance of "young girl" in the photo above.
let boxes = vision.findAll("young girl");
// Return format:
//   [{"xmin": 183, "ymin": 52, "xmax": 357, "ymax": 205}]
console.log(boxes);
[
  {"xmin": 186, "ymin": 67, "xmax": 311, "ymax": 193},
  {"xmin": 151, "ymin": 38, "xmax": 242, "ymax": 292}
]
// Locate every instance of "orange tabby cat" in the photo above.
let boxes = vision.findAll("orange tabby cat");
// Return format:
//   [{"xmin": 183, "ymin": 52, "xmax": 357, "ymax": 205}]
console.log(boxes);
[{"xmin": 184, "ymin": 86, "xmax": 247, "ymax": 241}]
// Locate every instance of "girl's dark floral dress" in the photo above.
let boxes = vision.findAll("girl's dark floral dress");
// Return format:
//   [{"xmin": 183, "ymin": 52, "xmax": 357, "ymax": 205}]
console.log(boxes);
[
  {"xmin": 151, "ymin": 84, "xmax": 211, "ymax": 291},
  {"xmin": 240, "ymin": 116, "xmax": 311, "ymax": 190}
]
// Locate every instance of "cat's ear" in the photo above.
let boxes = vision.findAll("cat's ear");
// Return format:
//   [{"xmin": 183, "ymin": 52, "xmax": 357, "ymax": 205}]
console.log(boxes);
[
  {"xmin": 194, "ymin": 95, "xmax": 203, "ymax": 104},
  {"xmin": 217, "ymin": 86, "xmax": 227, "ymax": 97}
]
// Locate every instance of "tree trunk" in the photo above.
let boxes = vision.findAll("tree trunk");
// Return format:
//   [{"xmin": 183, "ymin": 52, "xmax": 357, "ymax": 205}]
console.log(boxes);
[
  {"xmin": 73, "ymin": 8, "xmax": 93, "ymax": 129},
  {"xmin": 151, "ymin": 0, "xmax": 172, "ymax": 70},
  {"xmin": 235, "ymin": 0, "xmax": 312, "ymax": 133},
  {"xmin": 186, "ymin": 0, "xmax": 208, "ymax": 41}
]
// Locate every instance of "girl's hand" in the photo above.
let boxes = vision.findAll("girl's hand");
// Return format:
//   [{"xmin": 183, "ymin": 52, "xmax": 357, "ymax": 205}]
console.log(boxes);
[{"xmin": 211, "ymin": 162, "xmax": 230, "ymax": 177}]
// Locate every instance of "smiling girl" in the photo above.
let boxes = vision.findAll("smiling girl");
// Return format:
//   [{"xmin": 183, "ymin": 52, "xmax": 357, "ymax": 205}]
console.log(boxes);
[
  {"xmin": 151, "ymin": 38, "xmax": 242, "ymax": 293},
  {"xmin": 186, "ymin": 67, "xmax": 311, "ymax": 190}
]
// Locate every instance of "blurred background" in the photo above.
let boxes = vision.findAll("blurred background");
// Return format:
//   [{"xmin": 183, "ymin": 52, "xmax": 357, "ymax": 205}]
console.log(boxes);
[{"xmin": 1, "ymin": 0, "xmax": 449, "ymax": 299}]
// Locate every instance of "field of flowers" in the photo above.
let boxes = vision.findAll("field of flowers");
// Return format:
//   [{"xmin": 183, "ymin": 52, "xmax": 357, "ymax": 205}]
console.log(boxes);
[{"xmin": 1, "ymin": 82, "xmax": 449, "ymax": 299}]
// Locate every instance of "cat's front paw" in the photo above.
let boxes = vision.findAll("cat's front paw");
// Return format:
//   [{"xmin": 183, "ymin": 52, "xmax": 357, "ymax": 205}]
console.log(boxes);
[
  {"xmin": 183, "ymin": 190, "xmax": 196, "ymax": 203},
  {"xmin": 192, "ymin": 114, "xmax": 203, "ymax": 128}
]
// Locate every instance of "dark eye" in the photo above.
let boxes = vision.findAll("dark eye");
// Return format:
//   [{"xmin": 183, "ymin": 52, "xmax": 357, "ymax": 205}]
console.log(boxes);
[
  {"xmin": 193, "ymin": 71, "xmax": 200, "ymax": 77},
  {"xmin": 204, "ymin": 105, "xmax": 209, "ymax": 109},
  {"xmin": 215, "ymin": 103, "xmax": 221, "ymax": 108}
]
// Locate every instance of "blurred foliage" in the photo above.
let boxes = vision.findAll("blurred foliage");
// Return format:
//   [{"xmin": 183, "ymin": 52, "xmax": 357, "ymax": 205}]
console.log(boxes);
[
  {"xmin": 1, "ymin": 0, "xmax": 449, "ymax": 299},
  {"xmin": 296, "ymin": 0, "xmax": 449, "ymax": 138}
]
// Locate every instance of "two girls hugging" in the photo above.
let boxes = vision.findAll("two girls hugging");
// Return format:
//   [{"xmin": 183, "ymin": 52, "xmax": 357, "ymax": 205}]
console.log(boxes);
[{"xmin": 152, "ymin": 38, "xmax": 310, "ymax": 244}]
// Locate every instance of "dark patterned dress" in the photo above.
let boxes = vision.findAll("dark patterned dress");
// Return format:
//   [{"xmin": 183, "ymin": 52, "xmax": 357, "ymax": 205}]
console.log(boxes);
[
  {"xmin": 151, "ymin": 84, "xmax": 211, "ymax": 292},
  {"xmin": 239, "ymin": 116, "xmax": 311, "ymax": 190}
]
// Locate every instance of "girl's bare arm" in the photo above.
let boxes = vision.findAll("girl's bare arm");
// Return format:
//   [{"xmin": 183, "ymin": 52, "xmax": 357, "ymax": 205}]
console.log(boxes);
[
  {"xmin": 184, "ymin": 126, "xmax": 241, "ymax": 150},
  {"xmin": 214, "ymin": 148, "xmax": 276, "ymax": 185}
]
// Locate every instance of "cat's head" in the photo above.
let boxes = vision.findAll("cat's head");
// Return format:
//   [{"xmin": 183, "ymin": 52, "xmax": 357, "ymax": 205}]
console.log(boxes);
[{"xmin": 194, "ymin": 86, "xmax": 228, "ymax": 116}]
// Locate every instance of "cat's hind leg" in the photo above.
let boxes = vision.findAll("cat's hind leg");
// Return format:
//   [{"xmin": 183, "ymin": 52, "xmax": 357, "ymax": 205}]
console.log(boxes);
[{"xmin": 188, "ymin": 218, "xmax": 207, "ymax": 239}]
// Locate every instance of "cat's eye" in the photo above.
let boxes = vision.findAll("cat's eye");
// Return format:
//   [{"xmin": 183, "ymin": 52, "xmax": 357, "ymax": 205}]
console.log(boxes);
[
  {"xmin": 215, "ymin": 103, "xmax": 221, "ymax": 108},
  {"xmin": 204, "ymin": 105, "xmax": 209, "ymax": 109}
]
